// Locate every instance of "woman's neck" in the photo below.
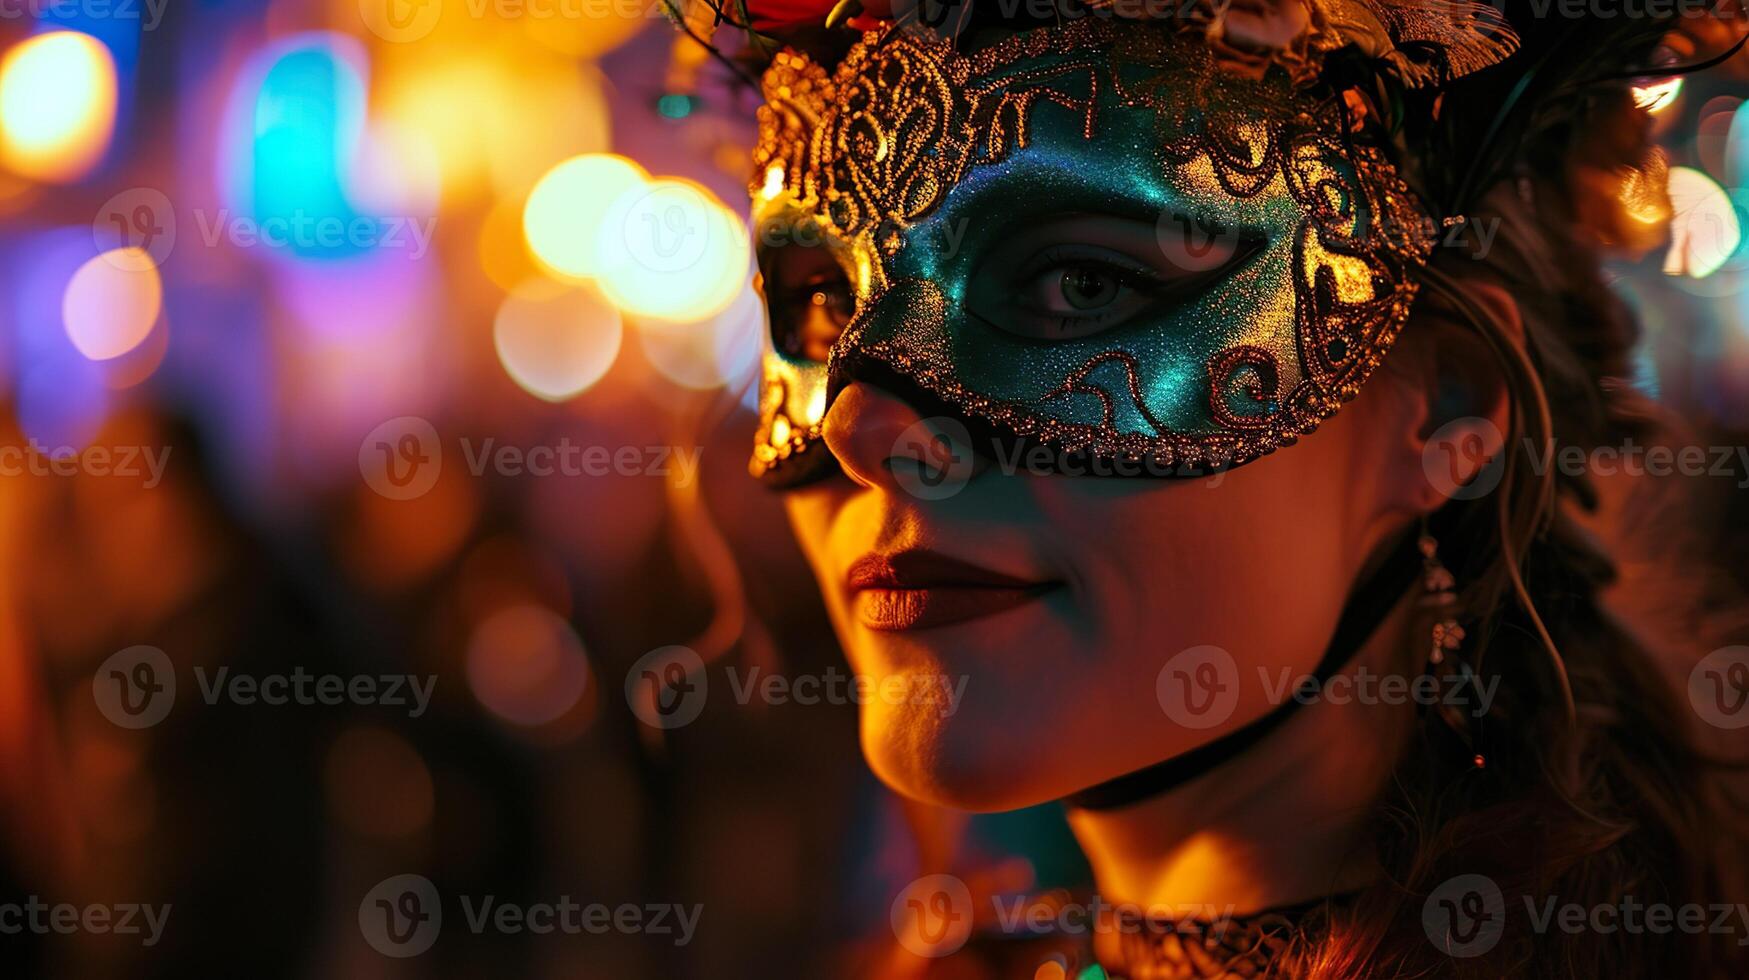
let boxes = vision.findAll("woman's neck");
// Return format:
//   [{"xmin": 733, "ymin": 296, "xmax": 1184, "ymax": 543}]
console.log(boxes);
[{"xmin": 1066, "ymin": 596, "xmax": 1419, "ymax": 917}]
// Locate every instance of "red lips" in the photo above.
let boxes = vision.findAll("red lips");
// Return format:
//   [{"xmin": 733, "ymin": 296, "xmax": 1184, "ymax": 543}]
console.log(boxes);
[{"xmin": 846, "ymin": 551, "xmax": 1057, "ymax": 631}]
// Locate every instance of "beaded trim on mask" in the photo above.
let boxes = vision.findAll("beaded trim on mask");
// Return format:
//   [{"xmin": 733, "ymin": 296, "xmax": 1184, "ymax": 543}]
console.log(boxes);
[{"xmin": 749, "ymin": 19, "xmax": 1437, "ymax": 479}]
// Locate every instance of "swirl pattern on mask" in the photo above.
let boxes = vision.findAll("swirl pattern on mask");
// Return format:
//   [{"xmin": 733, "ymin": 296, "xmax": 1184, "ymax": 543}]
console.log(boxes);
[{"xmin": 749, "ymin": 19, "xmax": 1435, "ymax": 481}]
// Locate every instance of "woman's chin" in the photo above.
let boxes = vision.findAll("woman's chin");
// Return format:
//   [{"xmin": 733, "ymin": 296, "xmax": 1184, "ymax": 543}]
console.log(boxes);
[{"xmin": 859, "ymin": 700, "xmax": 1081, "ymax": 813}]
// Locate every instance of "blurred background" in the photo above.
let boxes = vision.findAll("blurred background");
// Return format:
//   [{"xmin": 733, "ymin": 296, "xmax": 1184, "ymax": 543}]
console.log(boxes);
[{"xmin": 0, "ymin": 2, "xmax": 1743, "ymax": 977}]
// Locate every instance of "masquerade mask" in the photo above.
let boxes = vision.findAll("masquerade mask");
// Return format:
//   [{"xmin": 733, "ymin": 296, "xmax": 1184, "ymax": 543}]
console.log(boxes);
[{"xmin": 748, "ymin": 16, "xmax": 1491, "ymax": 484}]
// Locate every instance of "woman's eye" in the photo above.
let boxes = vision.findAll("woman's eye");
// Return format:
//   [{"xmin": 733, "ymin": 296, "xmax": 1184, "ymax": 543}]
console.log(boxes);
[
  {"xmin": 1051, "ymin": 265, "xmax": 1126, "ymax": 313},
  {"xmin": 778, "ymin": 279, "xmax": 854, "ymax": 362},
  {"xmin": 760, "ymin": 242, "xmax": 855, "ymax": 363},
  {"xmin": 966, "ymin": 220, "xmax": 1261, "ymax": 342},
  {"xmin": 992, "ymin": 252, "xmax": 1166, "ymax": 338}
]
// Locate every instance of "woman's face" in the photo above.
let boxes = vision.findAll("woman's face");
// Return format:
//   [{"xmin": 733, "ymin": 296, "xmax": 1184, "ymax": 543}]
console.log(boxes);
[
  {"xmin": 757, "ymin": 26, "xmax": 1441, "ymax": 811},
  {"xmin": 783, "ymin": 361, "xmax": 1425, "ymax": 811}
]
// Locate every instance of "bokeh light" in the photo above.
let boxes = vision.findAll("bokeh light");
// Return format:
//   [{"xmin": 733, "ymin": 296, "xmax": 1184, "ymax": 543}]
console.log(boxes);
[
  {"xmin": 219, "ymin": 33, "xmax": 373, "ymax": 259},
  {"xmin": 466, "ymin": 604, "xmax": 591, "ymax": 728},
  {"xmin": 9, "ymin": 227, "xmax": 113, "ymax": 447},
  {"xmin": 0, "ymin": 31, "xmax": 118, "ymax": 182},
  {"xmin": 637, "ymin": 279, "xmax": 765, "ymax": 391},
  {"xmin": 1664, "ymin": 166, "xmax": 1743, "ymax": 279},
  {"xmin": 324, "ymin": 726, "xmax": 435, "ymax": 840},
  {"xmin": 478, "ymin": 196, "xmax": 547, "ymax": 292},
  {"xmin": 521, "ymin": 7, "xmax": 647, "ymax": 59},
  {"xmin": 592, "ymin": 178, "xmax": 750, "ymax": 322},
  {"xmin": 522, "ymin": 153, "xmax": 648, "ymax": 280},
  {"xmin": 1696, "ymin": 97, "xmax": 1742, "ymax": 178},
  {"xmin": 493, "ymin": 279, "xmax": 623, "ymax": 401},
  {"xmin": 348, "ymin": 118, "xmax": 442, "ymax": 220},
  {"xmin": 377, "ymin": 49, "xmax": 610, "ymax": 207},
  {"xmin": 62, "ymin": 248, "xmax": 163, "ymax": 361},
  {"xmin": 1728, "ymin": 100, "xmax": 1749, "ymax": 187},
  {"xmin": 1633, "ymin": 77, "xmax": 1683, "ymax": 114}
]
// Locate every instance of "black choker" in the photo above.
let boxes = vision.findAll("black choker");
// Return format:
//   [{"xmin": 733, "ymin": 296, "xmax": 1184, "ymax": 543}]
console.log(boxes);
[
  {"xmin": 1066, "ymin": 531, "xmax": 1425, "ymax": 811},
  {"xmin": 1094, "ymin": 896, "xmax": 1341, "ymax": 979}
]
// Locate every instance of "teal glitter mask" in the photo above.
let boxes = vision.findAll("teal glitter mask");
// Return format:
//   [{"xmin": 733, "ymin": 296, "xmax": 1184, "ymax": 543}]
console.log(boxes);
[{"xmin": 748, "ymin": 18, "xmax": 1440, "ymax": 484}]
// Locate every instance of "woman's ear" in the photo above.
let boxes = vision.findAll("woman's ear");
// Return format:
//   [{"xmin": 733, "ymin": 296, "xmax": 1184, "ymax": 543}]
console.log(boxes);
[{"xmin": 1379, "ymin": 281, "xmax": 1524, "ymax": 516}]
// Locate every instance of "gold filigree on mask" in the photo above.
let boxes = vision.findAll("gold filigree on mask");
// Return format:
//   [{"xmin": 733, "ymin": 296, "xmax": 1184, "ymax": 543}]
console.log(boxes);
[{"xmin": 749, "ymin": 19, "xmax": 1437, "ymax": 482}]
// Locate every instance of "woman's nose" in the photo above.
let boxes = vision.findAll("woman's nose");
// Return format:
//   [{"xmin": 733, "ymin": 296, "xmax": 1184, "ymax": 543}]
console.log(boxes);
[{"xmin": 819, "ymin": 381, "xmax": 975, "ymax": 492}]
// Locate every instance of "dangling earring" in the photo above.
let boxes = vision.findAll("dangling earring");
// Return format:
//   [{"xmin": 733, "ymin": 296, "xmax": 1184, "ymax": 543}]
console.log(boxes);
[
  {"xmin": 1417, "ymin": 525, "xmax": 1486, "ymax": 771},
  {"xmin": 1419, "ymin": 531, "xmax": 1464, "ymax": 666}
]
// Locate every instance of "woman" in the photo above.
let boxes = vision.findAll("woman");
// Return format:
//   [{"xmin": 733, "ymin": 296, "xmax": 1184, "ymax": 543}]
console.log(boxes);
[{"xmin": 685, "ymin": 0, "xmax": 1749, "ymax": 974}]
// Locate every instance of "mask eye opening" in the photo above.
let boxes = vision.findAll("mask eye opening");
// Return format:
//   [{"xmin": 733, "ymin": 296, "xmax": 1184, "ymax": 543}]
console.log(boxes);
[{"xmin": 757, "ymin": 218, "xmax": 859, "ymax": 364}]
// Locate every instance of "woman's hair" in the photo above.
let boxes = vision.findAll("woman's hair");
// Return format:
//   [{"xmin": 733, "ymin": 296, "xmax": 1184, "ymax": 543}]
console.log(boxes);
[{"xmin": 1306, "ymin": 6, "xmax": 1749, "ymax": 975}]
